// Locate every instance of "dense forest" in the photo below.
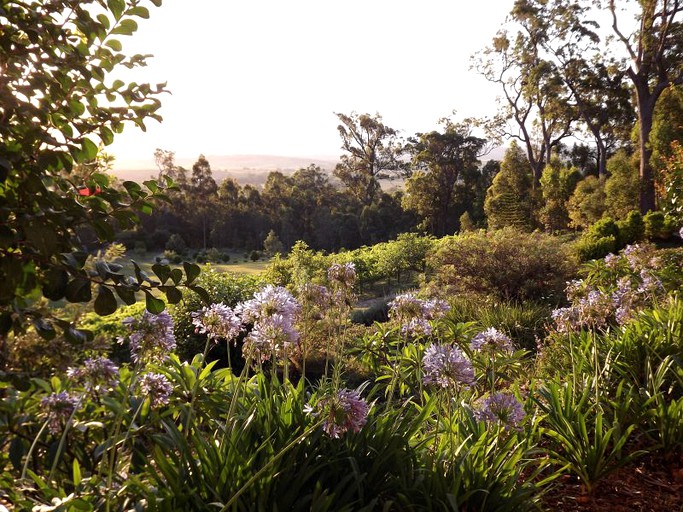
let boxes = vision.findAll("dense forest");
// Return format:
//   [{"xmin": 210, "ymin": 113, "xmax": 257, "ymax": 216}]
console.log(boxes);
[{"xmin": 1, "ymin": 0, "xmax": 683, "ymax": 510}]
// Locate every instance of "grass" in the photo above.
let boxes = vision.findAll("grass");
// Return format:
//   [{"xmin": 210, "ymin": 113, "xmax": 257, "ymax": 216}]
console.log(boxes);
[{"xmin": 126, "ymin": 250, "xmax": 270, "ymax": 276}]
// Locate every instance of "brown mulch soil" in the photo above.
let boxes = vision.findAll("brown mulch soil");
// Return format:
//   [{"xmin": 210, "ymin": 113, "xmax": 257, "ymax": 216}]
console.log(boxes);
[{"xmin": 540, "ymin": 455, "xmax": 683, "ymax": 511}]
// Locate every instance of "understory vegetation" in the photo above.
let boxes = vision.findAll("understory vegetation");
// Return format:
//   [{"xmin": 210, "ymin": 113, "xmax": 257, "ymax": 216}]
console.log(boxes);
[
  {"xmin": 2, "ymin": 235, "xmax": 682, "ymax": 510},
  {"xmin": 3, "ymin": 0, "xmax": 683, "ymax": 510}
]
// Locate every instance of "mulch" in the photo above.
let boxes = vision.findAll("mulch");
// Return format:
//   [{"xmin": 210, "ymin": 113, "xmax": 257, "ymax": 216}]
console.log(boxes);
[{"xmin": 540, "ymin": 454, "xmax": 683, "ymax": 511}]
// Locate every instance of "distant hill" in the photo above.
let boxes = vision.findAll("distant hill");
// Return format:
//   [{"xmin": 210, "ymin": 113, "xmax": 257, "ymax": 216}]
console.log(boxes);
[
  {"xmin": 112, "ymin": 154, "xmax": 340, "ymax": 186},
  {"xmin": 111, "ymin": 149, "xmax": 506, "ymax": 188}
]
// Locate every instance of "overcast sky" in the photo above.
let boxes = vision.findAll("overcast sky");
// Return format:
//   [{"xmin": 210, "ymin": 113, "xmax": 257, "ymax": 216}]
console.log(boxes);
[{"xmin": 108, "ymin": 0, "xmax": 514, "ymax": 168}]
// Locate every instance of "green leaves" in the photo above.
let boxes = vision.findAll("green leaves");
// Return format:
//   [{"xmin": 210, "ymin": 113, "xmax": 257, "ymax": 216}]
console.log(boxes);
[
  {"xmin": 65, "ymin": 277, "xmax": 92, "ymax": 303},
  {"xmin": 183, "ymin": 262, "xmax": 201, "ymax": 284},
  {"xmin": 112, "ymin": 18, "xmax": 138, "ymax": 36},
  {"xmin": 42, "ymin": 267, "xmax": 69, "ymax": 301},
  {"xmin": 144, "ymin": 290, "xmax": 165, "ymax": 314},
  {"xmin": 73, "ymin": 138, "xmax": 98, "ymax": 163},
  {"xmin": 94, "ymin": 285, "xmax": 117, "ymax": 315}
]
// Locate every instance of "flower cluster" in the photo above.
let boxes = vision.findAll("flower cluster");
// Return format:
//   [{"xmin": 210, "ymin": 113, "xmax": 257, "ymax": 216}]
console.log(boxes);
[
  {"xmin": 191, "ymin": 303, "xmax": 241, "ymax": 343},
  {"xmin": 327, "ymin": 262, "xmax": 357, "ymax": 289},
  {"xmin": 475, "ymin": 392, "xmax": 526, "ymax": 430},
  {"xmin": 552, "ymin": 288, "xmax": 614, "ymax": 333},
  {"xmin": 237, "ymin": 285, "xmax": 300, "ymax": 324},
  {"xmin": 315, "ymin": 388, "xmax": 370, "ymax": 438},
  {"xmin": 422, "ymin": 344, "xmax": 475, "ymax": 389},
  {"xmin": 121, "ymin": 311, "xmax": 176, "ymax": 363},
  {"xmin": 553, "ymin": 245, "xmax": 667, "ymax": 332},
  {"xmin": 237, "ymin": 285, "xmax": 301, "ymax": 363},
  {"xmin": 67, "ymin": 356, "xmax": 119, "ymax": 391},
  {"xmin": 139, "ymin": 372, "xmax": 174, "ymax": 408},
  {"xmin": 470, "ymin": 327, "xmax": 514, "ymax": 354},
  {"xmin": 298, "ymin": 283, "xmax": 332, "ymax": 308},
  {"xmin": 389, "ymin": 292, "xmax": 450, "ymax": 337},
  {"xmin": 242, "ymin": 314, "xmax": 300, "ymax": 362},
  {"xmin": 41, "ymin": 392, "xmax": 80, "ymax": 434}
]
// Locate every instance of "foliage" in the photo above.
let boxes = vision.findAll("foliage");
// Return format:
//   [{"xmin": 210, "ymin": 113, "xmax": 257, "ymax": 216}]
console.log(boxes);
[
  {"xmin": 445, "ymin": 297, "xmax": 552, "ymax": 352},
  {"xmin": 484, "ymin": 142, "xmax": 536, "ymax": 230},
  {"xmin": 567, "ymin": 175, "xmax": 606, "ymax": 229},
  {"xmin": 426, "ymin": 227, "xmax": 577, "ymax": 303},
  {"xmin": 403, "ymin": 118, "xmax": 487, "ymax": 236},
  {"xmin": 658, "ymin": 140, "xmax": 683, "ymax": 224},
  {"xmin": 605, "ymin": 150, "xmax": 640, "ymax": 220},
  {"xmin": 616, "ymin": 210, "xmax": 645, "ymax": 247},
  {"xmin": 539, "ymin": 159, "xmax": 581, "ymax": 232},
  {"xmin": 333, "ymin": 112, "xmax": 407, "ymax": 206},
  {"xmin": 643, "ymin": 210, "xmax": 675, "ymax": 240},
  {"xmin": 0, "ymin": 0, "xmax": 207, "ymax": 362}
]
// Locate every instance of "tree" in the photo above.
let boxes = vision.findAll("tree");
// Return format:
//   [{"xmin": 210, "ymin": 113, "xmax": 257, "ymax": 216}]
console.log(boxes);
[
  {"xmin": 263, "ymin": 230, "xmax": 284, "ymax": 257},
  {"xmin": 607, "ymin": 0, "xmax": 683, "ymax": 212},
  {"xmin": 474, "ymin": 14, "xmax": 576, "ymax": 185},
  {"xmin": 539, "ymin": 158, "xmax": 581, "ymax": 232},
  {"xmin": 511, "ymin": 0, "xmax": 635, "ymax": 177},
  {"xmin": 605, "ymin": 150, "xmax": 640, "ymax": 219},
  {"xmin": 484, "ymin": 142, "xmax": 535, "ymax": 230},
  {"xmin": 567, "ymin": 175, "xmax": 606, "ymax": 228},
  {"xmin": 333, "ymin": 112, "xmax": 407, "ymax": 206},
  {"xmin": 403, "ymin": 119, "xmax": 487, "ymax": 236},
  {"xmin": 189, "ymin": 155, "xmax": 218, "ymax": 250},
  {"xmin": 0, "ymin": 0, "xmax": 203, "ymax": 367}
]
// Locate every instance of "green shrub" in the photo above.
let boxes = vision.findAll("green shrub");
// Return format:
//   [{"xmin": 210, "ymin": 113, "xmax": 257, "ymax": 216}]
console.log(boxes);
[
  {"xmin": 616, "ymin": 210, "xmax": 645, "ymax": 246},
  {"xmin": 165, "ymin": 233, "xmax": 187, "ymax": 254},
  {"xmin": 206, "ymin": 247, "xmax": 223, "ymax": 263},
  {"xmin": 426, "ymin": 227, "xmax": 577, "ymax": 303},
  {"xmin": 574, "ymin": 235, "xmax": 617, "ymax": 262},
  {"xmin": 446, "ymin": 297, "xmax": 552, "ymax": 352},
  {"xmin": 163, "ymin": 250, "xmax": 183, "ymax": 264},
  {"xmin": 586, "ymin": 217, "xmax": 619, "ymax": 240},
  {"xmin": 644, "ymin": 210, "xmax": 674, "ymax": 240}
]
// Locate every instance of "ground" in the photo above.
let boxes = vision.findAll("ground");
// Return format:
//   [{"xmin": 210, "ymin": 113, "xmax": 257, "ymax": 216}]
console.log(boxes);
[{"xmin": 541, "ymin": 454, "xmax": 683, "ymax": 511}]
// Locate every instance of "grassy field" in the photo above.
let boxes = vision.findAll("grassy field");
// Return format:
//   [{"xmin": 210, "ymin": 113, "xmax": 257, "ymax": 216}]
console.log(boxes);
[{"xmin": 125, "ymin": 250, "xmax": 270, "ymax": 276}]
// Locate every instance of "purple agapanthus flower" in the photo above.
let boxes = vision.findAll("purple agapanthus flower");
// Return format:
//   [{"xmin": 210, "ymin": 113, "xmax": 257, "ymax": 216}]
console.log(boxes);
[
  {"xmin": 389, "ymin": 292, "xmax": 450, "ymax": 337},
  {"xmin": 298, "ymin": 283, "xmax": 332, "ymax": 307},
  {"xmin": 121, "ymin": 310, "xmax": 176, "ymax": 363},
  {"xmin": 242, "ymin": 313, "xmax": 300, "ymax": 362},
  {"xmin": 316, "ymin": 388, "xmax": 370, "ymax": 438},
  {"xmin": 470, "ymin": 327, "xmax": 514, "ymax": 354},
  {"xmin": 191, "ymin": 303, "xmax": 242, "ymax": 343},
  {"xmin": 41, "ymin": 392, "xmax": 80, "ymax": 434},
  {"xmin": 475, "ymin": 392, "xmax": 526, "ymax": 430},
  {"xmin": 67, "ymin": 356, "xmax": 119, "ymax": 391},
  {"xmin": 422, "ymin": 344, "xmax": 475, "ymax": 389},
  {"xmin": 139, "ymin": 372, "xmax": 173, "ymax": 408},
  {"xmin": 236, "ymin": 285, "xmax": 300, "ymax": 324},
  {"xmin": 327, "ymin": 262, "xmax": 357, "ymax": 289}
]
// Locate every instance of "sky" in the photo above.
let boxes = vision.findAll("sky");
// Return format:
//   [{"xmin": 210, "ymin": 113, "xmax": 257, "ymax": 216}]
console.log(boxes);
[{"xmin": 108, "ymin": 0, "xmax": 514, "ymax": 169}]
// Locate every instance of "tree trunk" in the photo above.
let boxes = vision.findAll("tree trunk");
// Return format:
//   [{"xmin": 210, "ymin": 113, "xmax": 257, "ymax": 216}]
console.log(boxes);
[{"xmin": 635, "ymin": 86, "xmax": 657, "ymax": 214}]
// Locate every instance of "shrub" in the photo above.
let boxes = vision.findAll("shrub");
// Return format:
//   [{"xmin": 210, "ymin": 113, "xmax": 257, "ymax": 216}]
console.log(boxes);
[
  {"xmin": 163, "ymin": 250, "xmax": 183, "ymax": 264},
  {"xmin": 165, "ymin": 233, "xmax": 188, "ymax": 255},
  {"xmin": 133, "ymin": 240, "xmax": 147, "ymax": 256},
  {"xmin": 206, "ymin": 247, "xmax": 223, "ymax": 263},
  {"xmin": 574, "ymin": 235, "xmax": 617, "ymax": 262},
  {"xmin": 446, "ymin": 297, "xmax": 552, "ymax": 352},
  {"xmin": 426, "ymin": 227, "xmax": 577, "ymax": 303},
  {"xmin": 250, "ymin": 250, "xmax": 261, "ymax": 261},
  {"xmin": 644, "ymin": 210, "xmax": 676, "ymax": 240},
  {"xmin": 616, "ymin": 211, "xmax": 645, "ymax": 246}
]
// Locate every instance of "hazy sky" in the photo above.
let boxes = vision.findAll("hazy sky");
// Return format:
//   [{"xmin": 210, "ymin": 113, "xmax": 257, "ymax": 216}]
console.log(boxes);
[{"xmin": 108, "ymin": 0, "xmax": 514, "ymax": 168}]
